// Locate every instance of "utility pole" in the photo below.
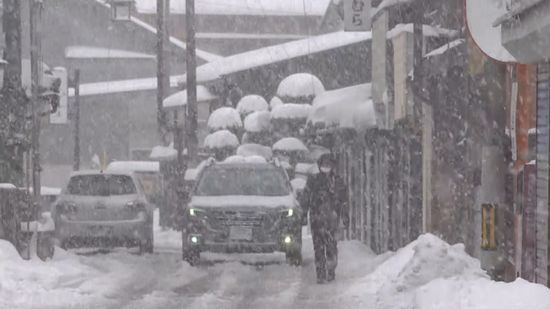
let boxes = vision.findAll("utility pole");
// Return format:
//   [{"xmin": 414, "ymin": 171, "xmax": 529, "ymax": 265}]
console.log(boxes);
[
  {"xmin": 30, "ymin": 0, "xmax": 42, "ymax": 199},
  {"xmin": 1, "ymin": 0, "xmax": 26, "ymax": 186},
  {"xmin": 186, "ymin": 0, "xmax": 198, "ymax": 164},
  {"xmin": 72, "ymin": 70, "xmax": 81, "ymax": 171},
  {"xmin": 156, "ymin": 0, "xmax": 170, "ymax": 145}
]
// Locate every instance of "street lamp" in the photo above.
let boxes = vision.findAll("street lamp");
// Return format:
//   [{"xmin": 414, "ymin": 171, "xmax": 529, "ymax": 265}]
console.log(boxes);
[{"xmin": 110, "ymin": 0, "xmax": 135, "ymax": 21}]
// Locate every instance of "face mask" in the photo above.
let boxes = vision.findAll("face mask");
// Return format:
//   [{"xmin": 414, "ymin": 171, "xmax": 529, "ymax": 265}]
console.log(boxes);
[{"xmin": 320, "ymin": 166, "xmax": 332, "ymax": 173}]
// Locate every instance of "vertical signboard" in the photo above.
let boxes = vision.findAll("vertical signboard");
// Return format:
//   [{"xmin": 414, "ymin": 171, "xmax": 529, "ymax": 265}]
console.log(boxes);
[
  {"xmin": 50, "ymin": 67, "xmax": 68, "ymax": 124},
  {"xmin": 344, "ymin": 0, "xmax": 371, "ymax": 32}
]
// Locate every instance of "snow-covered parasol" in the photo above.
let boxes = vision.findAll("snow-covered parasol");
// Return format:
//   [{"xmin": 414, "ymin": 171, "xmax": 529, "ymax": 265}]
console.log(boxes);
[
  {"xmin": 236, "ymin": 95, "xmax": 269, "ymax": 118},
  {"xmin": 207, "ymin": 107, "xmax": 243, "ymax": 133},
  {"xmin": 276, "ymin": 73, "xmax": 325, "ymax": 104}
]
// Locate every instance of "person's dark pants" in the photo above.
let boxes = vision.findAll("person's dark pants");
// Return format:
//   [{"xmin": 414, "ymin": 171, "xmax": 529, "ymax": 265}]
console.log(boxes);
[{"xmin": 312, "ymin": 225, "xmax": 338, "ymax": 281}]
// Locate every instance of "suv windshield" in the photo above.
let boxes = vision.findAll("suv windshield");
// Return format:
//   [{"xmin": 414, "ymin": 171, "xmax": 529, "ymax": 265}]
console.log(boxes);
[
  {"xmin": 195, "ymin": 166, "xmax": 290, "ymax": 196},
  {"xmin": 66, "ymin": 175, "xmax": 137, "ymax": 196}
]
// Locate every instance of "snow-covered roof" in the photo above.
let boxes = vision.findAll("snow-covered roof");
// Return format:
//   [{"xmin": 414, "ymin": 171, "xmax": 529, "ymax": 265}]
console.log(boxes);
[
  {"xmin": 244, "ymin": 111, "xmax": 272, "ymax": 133},
  {"xmin": 94, "ymin": 0, "xmax": 222, "ymax": 63},
  {"xmin": 236, "ymin": 143, "xmax": 273, "ymax": 159},
  {"xmin": 207, "ymin": 107, "xmax": 243, "ymax": 131},
  {"xmin": 387, "ymin": 24, "xmax": 459, "ymax": 40},
  {"xmin": 150, "ymin": 144, "xmax": 178, "ymax": 160},
  {"xmin": 236, "ymin": 95, "xmax": 269, "ymax": 116},
  {"xmin": 65, "ymin": 46, "xmax": 156, "ymax": 59},
  {"xmin": 372, "ymin": 0, "xmax": 414, "ymax": 16},
  {"xmin": 276, "ymin": 73, "xmax": 325, "ymax": 100},
  {"xmin": 273, "ymin": 137, "xmax": 309, "ymax": 153},
  {"xmin": 425, "ymin": 39, "xmax": 465, "ymax": 58},
  {"xmin": 183, "ymin": 31, "xmax": 372, "ymax": 84},
  {"xmin": 271, "ymin": 103, "xmax": 312, "ymax": 120},
  {"xmin": 269, "ymin": 96, "xmax": 284, "ymax": 110},
  {"xmin": 163, "ymin": 86, "xmax": 218, "ymax": 109},
  {"xmin": 0, "ymin": 183, "xmax": 17, "ymax": 189},
  {"xmin": 309, "ymin": 83, "xmax": 376, "ymax": 131},
  {"xmin": 106, "ymin": 161, "xmax": 160, "ymax": 173},
  {"xmin": 465, "ymin": 0, "xmax": 516, "ymax": 62},
  {"xmin": 69, "ymin": 75, "xmax": 181, "ymax": 97},
  {"xmin": 135, "ymin": 0, "xmax": 331, "ymax": 16},
  {"xmin": 223, "ymin": 155, "xmax": 267, "ymax": 164},
  {"xmin": 204, "ymin": 130, "xmax": 240, "ymax": 149}
]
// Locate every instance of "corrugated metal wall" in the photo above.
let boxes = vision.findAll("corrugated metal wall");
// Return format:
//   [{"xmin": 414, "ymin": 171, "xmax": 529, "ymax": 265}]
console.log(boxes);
[{"xmin": 536, "ymin": 63, "xmax": 550, "ymax": 285}]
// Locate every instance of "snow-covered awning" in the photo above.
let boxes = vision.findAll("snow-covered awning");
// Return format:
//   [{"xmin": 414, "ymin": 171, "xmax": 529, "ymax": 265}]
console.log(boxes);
[
  {"xmin": 182, "ymin": 31, "xmax": 372, "ymax": 84},
  {"xmin": 134, "ymin": 0, "xmax": 331, "ymax": 16},
  {"xmin": 207, "ymin": 107, "xmax": 243, "ymax": 132},
  {"xmin": 65, "ymin": 46, "xmax": 156, "ymax": 59},
  {"xmin": 163, "ymin": 86, "xmax": 218, "ymax": 109},
  {"xmin": 308, "ymin": 83, "xmax": 376, "ymax": 131},
  {"xmin": 69, "ymin": 75, "xmax": 181, "ymax": 97},
  {"xmin": 204, "ymin": 130, "xmax": 240, "ymax": 149}
]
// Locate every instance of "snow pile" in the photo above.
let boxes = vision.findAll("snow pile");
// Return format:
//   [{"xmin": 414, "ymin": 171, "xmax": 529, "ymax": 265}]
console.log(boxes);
[
  {"xmin": 276, "ymin": 73, "xmax": 325, "ymax": 100},
  {"xmin": 236, "ymin": 95, "xmax": 269, "ymax": 116},
  {"xmin": 236, "ymin": 143, "xmax": 273, "ymax": 159},
  {"xmin": 223, "ymin": 155, "xmax": 267, "ymax": 164},
  {"xmin": 269, "ymin": 96, "xmax": 284, "ymax": 110},
  {"xmin": 415, "ymin": 277, "xmax": 550, "ymax": 309},
  {"xmin": 150, "ymin": 144, "xmax": 178, "ymax": 160},
  {"xmin": 204, "ymin": 130, "xmax": 240, "ymax": 149},
  {"xmin": 309, "ymin": 83, "xmax": 376, "ymax": 131},
  {"xmin": 207, "ymin": 107, "xmax": 243, "ymax": 132},
  {"xmin": 163, "ymin": 86, "xmax": 217, "ymax": 108},
  {"xmin": 341, "ymin": 233, "xmax": 550, "ymax": 309},
  {"xmin": 271, "ymin": 103, "xmax": 312, "ymax": 120},
  {"xmin": 273, "ymin": 137, "xmax": 308, "ymax": 153},
  {"xmin": 106, "ymin": 161, "xmax": 160, "ymax": 173},
  {"xmin": 244, "ymin": 111, "xmax": 271, "ymax": 133}
]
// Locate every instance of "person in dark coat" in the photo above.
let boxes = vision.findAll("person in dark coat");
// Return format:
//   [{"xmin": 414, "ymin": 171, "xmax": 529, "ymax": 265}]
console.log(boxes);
[{"xmin": 301, "ymin": 153, "xmax": 349, "ymax": 283}]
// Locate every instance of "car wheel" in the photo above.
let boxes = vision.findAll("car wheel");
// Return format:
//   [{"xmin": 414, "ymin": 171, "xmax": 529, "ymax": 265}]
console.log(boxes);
[
  {"xmin": 286, "ymin": 247, "xmax": 302, "ymax": 266},
  {"xmin": 182, "ymin": 247, "xmax": 200, "ymax": 266},
  {"xmin": 139, "ymin": 226, "xmax": 154, "ymax": 255}
]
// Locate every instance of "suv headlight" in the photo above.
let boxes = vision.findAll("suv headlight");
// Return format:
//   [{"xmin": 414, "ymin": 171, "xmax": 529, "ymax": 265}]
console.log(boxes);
[
  {"xmin": 189, "ymin": 208, "xmax": 207, "ymax": 217},
  {"xmin": 280, "ymin": 208, "xmax": 294, "ymax": 218}
]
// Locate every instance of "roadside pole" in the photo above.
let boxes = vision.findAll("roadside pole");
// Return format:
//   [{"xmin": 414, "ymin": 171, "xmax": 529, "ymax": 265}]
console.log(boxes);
[
  {"xmin": 185, "ymin": 0, "xmax": 198, "ymax": 164},
  {"xmin": 156, "ymin": 0, "xmax": 170, "ymax": 145},
  {"xmin": 72, "ymin": 70, "xmax": 80, "ymax": 171},
  {"xmin": 30, "ymin": 0, "xmax": 42, "ymax": 200}
]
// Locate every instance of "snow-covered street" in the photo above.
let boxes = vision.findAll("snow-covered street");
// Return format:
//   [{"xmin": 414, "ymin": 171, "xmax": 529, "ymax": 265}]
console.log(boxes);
[{"xmin": 1, "ymin": 211, "xmax": 549, "ymax": 309}]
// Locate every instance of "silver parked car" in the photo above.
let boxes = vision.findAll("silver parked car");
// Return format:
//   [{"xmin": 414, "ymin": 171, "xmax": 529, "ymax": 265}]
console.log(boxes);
[
  {"xmin": 181, "ymin": 159, "xmax": 303, "ymax": 266},
  {"xmin": 52, "ymin": 171, "xmax": 154, "ymax": 254}
]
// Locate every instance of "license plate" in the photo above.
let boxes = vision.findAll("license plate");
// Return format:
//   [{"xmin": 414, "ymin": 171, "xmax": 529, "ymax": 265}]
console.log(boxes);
[{"xmin": 229, "ymin": 226, "xmax": 253, "ymax": 241}]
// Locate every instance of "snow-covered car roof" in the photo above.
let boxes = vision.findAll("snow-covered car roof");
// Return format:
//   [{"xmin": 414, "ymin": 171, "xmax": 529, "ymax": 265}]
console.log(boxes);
[{"xmin": 106, "ymin": 161, "xmax": 160, "ymax": 173}]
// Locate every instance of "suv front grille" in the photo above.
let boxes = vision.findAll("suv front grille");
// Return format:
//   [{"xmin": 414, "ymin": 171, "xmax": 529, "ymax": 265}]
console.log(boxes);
[{"xmin": 210, "ymin": 210, "xmax": 266, "ymax": 227}]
